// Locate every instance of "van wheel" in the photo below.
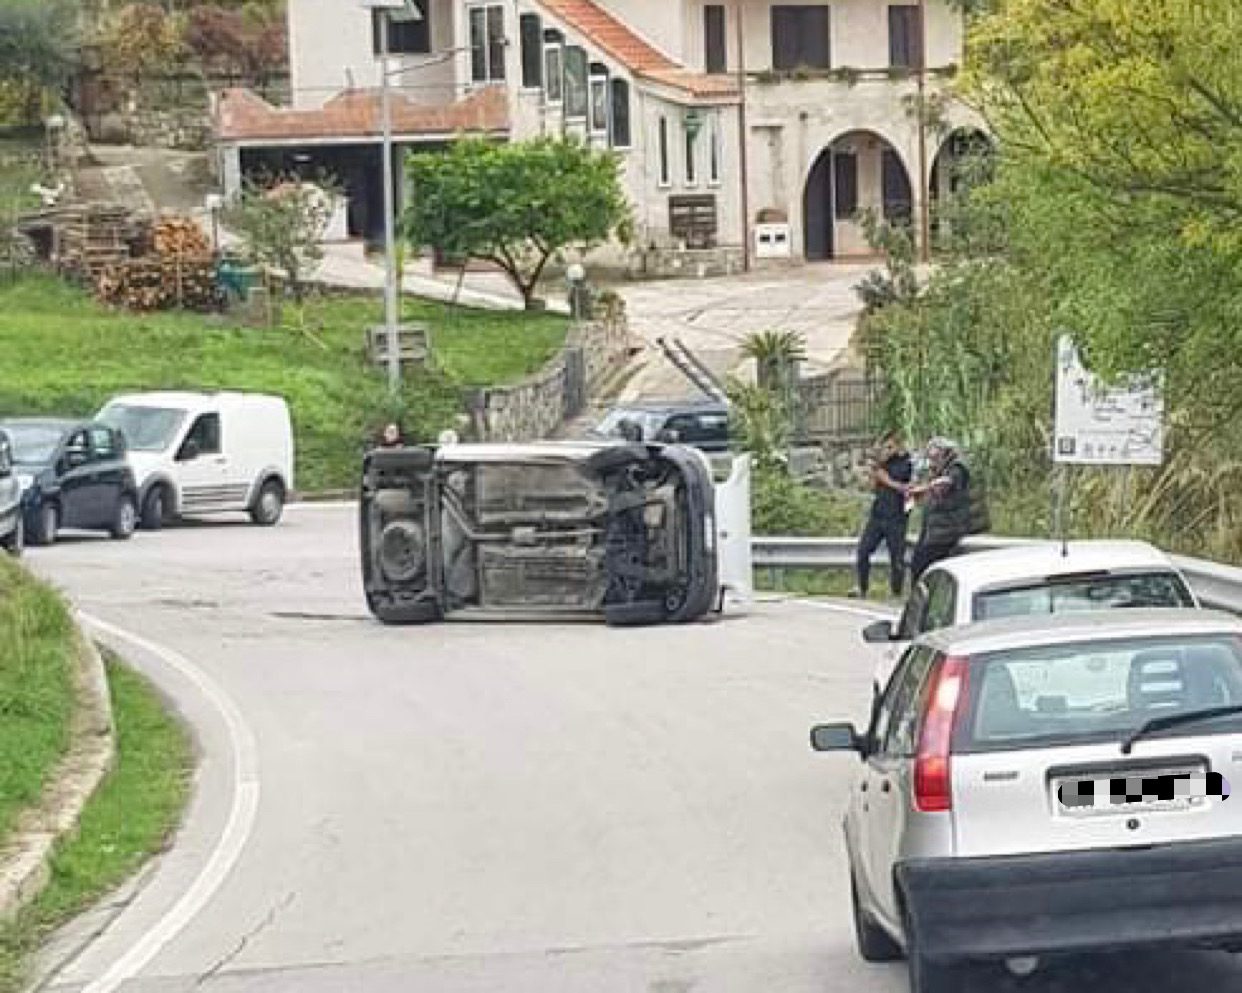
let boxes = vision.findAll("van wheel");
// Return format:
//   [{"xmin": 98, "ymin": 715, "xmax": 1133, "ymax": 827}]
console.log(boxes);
[
  {"xmin": 604, "ymin": 601, "xmax": 667, "ymax": 627},
  {"xmin": 2, "ymin": 516, "xmax": 23, "ymax": 557},
  {"xmin": 111, "ymin": 495, "xmax": 138, "ymax": 540},
  {"xmin": 141, "ymin": 486, "xmax": 168, "ymax": 530},
  {"xmin": 250, "ymin": 480, "xmax": 285, "ymax": 526},
  {"xmin": 852, "ymin": 875, "xmax": 902, "ymax": 962},
  {"xmin": 369, "ymin": 596, "xmax": 441, "ymax": 625},
  {"xmin": 30, "ymin": 503, "xmax": 58, "ymax": 546}
]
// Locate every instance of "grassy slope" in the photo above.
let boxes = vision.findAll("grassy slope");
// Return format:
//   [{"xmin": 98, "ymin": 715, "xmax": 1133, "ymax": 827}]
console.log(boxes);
[
  {"xmin": 0, "ymin": 559, "xmax": 74, "ymax": 843},
  {"xmin": 0, "ymin": 278, "xmax": 568, "ymax": 490},
  {"xmin": 0, "ymin": 656, "xmax": 193, "ymax": 993}
]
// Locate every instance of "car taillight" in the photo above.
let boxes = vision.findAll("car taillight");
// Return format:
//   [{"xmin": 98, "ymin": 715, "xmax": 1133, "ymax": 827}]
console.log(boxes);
[{"xmin": 914, "ymin": 656, "xmax": 969, "ymax": 813}]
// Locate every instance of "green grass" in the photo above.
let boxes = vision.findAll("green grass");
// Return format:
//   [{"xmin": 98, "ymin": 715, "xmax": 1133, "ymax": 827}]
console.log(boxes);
[
  {"xmin": 0, "ymin": 655, "xmax": 193, "ymax": 993},
  {"xmin": 0, "ymin": 559, "xmax": 75, "ymax": 844},
  {"xmin": 755, "ymin": 566, "xmax": 903, "ymax": 607},
  {"xmin": 0, "ymin": 277, "xmax": 569, "ymax": 491}
]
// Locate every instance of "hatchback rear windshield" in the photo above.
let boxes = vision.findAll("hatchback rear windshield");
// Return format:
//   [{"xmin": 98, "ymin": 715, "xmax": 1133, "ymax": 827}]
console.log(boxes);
[
  {"xmin": 957, "ymin": 635, "xmax": 1242, "ymax": 753},
  {"xmin": 974, "ymin": 571, "xmax": 1195, "ymax": 621},
  {"xmin": 3, "ymin": 424, "xmax": 63, "ymax": 465}
]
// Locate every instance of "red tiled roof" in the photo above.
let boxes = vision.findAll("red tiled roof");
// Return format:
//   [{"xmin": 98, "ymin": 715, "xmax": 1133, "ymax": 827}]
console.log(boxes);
[
  {"xmin": 539, "ymin": 0, "xmax": 738, "ymax": 100},
  {"xmin": 215, "ymin": 86, "xmax": 509, "ymax": 143}
]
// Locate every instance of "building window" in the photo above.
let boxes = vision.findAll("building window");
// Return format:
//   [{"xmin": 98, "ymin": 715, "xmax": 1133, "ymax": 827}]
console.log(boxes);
[
  {"xmin": 610, "ymin": 78, "xmax": 631, "ymax": 147},
  {"xmin": 520, "ymin": 14, "xmax": 543, "ymax": 87},
  {"xmin": 833, "ymin": 151, "xmax": 858, "ymax": 218},
  {"xmin": 888, "ymin": 5, "xmax": 923, "ymax": 69},
  {"xmin": 658, "ymin": 116, "xmax": 670, "ymax": 186},
  {"xmin": 684, "ymin": 121, "xmax": 697, "ymax": 185},
  {"xmin": 564, "ymin": 45, "xmax": 588, "ymax": 118},
  {"xmin": 771, "ymin": 5, "xmax": 830, "ymax": 71},
  {"xmin": 469, "ymin": 4, "xmax": 506, "ymax": 83},
  {"xmin": 704, "ymin": 4, "xmax": 727, "ymax": 74},
  {"xmin": 708, "ymin": 114, "xmax": 721, "ymax": 185},
  {"xmin": 372, "ymin": 0, "xmax": 430, "ymax": 55},
  {"xmin": 589, "ymin": 68, "xmax": 609, "ymax": 135},
  {"xmin": 544, "ymin": 30, "xmax": 563, "ymax": 104}
]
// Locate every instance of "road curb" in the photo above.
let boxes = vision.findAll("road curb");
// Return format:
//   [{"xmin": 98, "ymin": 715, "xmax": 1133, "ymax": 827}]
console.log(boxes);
[{"xmin": 0, "ymin": 627, "xmax": 116, "ymax": 921}]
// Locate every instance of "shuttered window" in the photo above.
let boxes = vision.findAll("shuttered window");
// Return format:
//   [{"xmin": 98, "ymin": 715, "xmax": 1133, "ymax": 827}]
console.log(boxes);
[{"xmin": 771, "ymin": 6, "xmax": 830, "ymax": 71}]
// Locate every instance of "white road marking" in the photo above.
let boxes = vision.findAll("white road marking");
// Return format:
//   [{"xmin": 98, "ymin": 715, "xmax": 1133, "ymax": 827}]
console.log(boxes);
[{"xmin": 77, "ymin": 613, "xmax": 260, "ymax": 993}]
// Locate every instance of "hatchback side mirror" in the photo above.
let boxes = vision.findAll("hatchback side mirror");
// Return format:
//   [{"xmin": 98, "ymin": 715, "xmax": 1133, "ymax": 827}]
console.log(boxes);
[
  {"xmin": 66, "ymin": 449, "xmax": 88, "ymax": 469},
  {"xmin": 863, "ymin": 620, "xmax": 896, "ymax": 644},
  {"xmin": 810, "ymin": 722, "xmax": 863, "ymax": 754}
]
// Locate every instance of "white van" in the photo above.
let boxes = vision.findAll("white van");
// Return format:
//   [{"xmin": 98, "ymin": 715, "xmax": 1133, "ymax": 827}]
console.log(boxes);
[{"xmin": 97, "ymin": 392, "xmax": 294, "ymax": 529}]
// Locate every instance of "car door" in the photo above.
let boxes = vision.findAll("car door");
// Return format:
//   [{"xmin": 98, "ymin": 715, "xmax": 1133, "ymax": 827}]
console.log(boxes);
[
  {"xmin": 874, "ymin": 581, "xmax": 930, "ymax": 692},
  {"xmin": 175, "ymin": 412, "xmax": 228, "ymax": 513},
  {"xmin": 864, "ymin": 645, "xmax": 938, "ymax": 927},
  {"xmin": 87, "ymin": 426, "xmax": 124, "ymax": 527},
  {"xmin": 57, "ymin": 429, "xmax": 97, "ymax": 528}
]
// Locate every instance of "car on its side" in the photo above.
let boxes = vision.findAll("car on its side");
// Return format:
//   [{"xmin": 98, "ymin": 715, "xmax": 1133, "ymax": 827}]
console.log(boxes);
[
  {"xmin": 866, "ymin": 540, "xmax": 1200, "ymax": 692},
  {"xmin": 361, "ymin": 441, "xmax": 749, "ymax": 626},
  {"xmin": 0, "ymin": 419, "xmax": 139, "ymax": 546},
  {"xmin": 589, "ymin": 400, "xmax": 731, "ymax": 453},
  {"xmin": 96, "ymin": 391, "xmax": 293, "ymax": 529},
  {"xmin": 0, "ymin": 430, "xmax": 23, "ymax": 555},
  {"xmin": 813, "ymin": 609, "xmax": 1242, "ymax": 992}
]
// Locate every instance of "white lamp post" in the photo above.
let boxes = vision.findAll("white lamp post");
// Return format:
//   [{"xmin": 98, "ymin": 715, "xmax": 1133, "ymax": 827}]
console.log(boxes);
[
  {"xmin": 360, "ymin": 0, "xmax": 422, "ymax": 395},
  {"xmin": 204, "ymin": 192, "xmax": 224, "ymax": 252},
  {"xmin": 566, "ymin": 262, "xmax": 586, "ymax": 321}
]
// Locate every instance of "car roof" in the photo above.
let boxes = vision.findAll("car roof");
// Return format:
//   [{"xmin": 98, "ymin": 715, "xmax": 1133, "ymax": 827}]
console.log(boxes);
[
  {"xmin": 919, "ymin": 608, "xmax": 1242, "ymax": 657},
  {"xmin": 104, "ymin": 391, "xmax": 283, "ymax": 408},
  {"xmin": 926, "ymin": 540, "xmax": 1181, "ymax": 591},
  {"xmin": 605, "ymin": 399, "xmax": 728, "ymax": 414}
]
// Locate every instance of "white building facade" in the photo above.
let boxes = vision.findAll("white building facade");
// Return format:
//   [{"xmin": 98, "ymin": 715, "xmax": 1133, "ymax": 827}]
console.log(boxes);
[{"xmin": 216, "ymin": 0, "xmax": 985, "ymax": 268}]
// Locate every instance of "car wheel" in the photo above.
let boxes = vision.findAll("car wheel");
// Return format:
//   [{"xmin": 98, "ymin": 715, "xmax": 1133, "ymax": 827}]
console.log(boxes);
[
  {"xmin": 30, "ymin": 503, "xmax": 59, "ymax": 547},
  {"xmin": 111, "ymin": 494, "xmax": 137, "ymax": 540},
  {"xmin": 604, "ymin": 600, "xmax": 668, "ymax": 627},
  {"xmin": 851, "ymin": 875, "xmax": 902, "ymax": 963},
  {"xmin": 369, "ymin": 596, "xmax": 441, "ymax": 625},
  {"xmin": 250, "ymin": 480, "xmax": 285, "ymax": 526},
  {"xmin": 379, "ymin": 521, "xmax": 426, "ymax": 584},
  {"xmin": 1, "ymin": 516, "xmax": 23, "ymax": 558},
  {"xmin": 140, "ymin": 486, "xmax": 168, "ymax": 530},
  {"xmin": 903, "ymin": 900, "xmax": 956, "ymax": 993}
]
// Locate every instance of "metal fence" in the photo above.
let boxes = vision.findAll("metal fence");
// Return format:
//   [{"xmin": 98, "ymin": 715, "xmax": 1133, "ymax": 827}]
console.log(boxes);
[
  {"xmin": 793, "ymin": 366, "xmax": 883, "ymax": 444},
  {"xmin": 751, "ymin": 535, "xmax": 1242, "ymax": 616}
]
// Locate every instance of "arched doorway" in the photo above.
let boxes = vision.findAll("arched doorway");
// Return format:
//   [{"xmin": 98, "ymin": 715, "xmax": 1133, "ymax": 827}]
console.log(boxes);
[
  {"xmin": 803, "ymin": 131, "xmax": 914, "ymax": 261},
  {"xmin": 930, "ymin": 129, "xmax": 994, "ymax": 205}
]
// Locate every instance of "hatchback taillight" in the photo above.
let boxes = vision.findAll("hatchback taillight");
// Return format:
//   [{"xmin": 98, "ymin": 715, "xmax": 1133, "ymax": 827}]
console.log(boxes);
[{"xmin": 914, "ymin": 656, "xmax": 969, "ymax": 813}]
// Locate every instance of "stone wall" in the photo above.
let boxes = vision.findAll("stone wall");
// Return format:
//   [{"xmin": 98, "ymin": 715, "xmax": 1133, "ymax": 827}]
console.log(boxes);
[
  {"xmin": 467, "ymin": 312, "xmax": 633, "ymax": 442},
  {"xmin": 629, "ymin": 246, "xmax": 746, "ymax": 280}
]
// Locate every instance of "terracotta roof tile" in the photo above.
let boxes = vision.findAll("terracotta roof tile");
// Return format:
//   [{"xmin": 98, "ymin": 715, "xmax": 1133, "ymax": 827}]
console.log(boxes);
[
  {"xmin": 539, "ymin": 0, "xmax": 738, "ymax": 100},
  {"xmin": 215, "ymin": 86, "xmax": 509, "ymax": 143}
]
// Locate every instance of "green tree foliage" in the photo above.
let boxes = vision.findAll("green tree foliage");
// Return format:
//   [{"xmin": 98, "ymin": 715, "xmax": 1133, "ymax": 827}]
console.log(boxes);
[
  {"xmin": 98, "ymin": 3, "xmax": 187, "ymax": 78},
  {"xmin": 403, "ymin": 137, "xmax": 631, "ymax": 309},
  {"xmin": 0, "ymin": 0, "xmax": 78, "ymax": 123}
]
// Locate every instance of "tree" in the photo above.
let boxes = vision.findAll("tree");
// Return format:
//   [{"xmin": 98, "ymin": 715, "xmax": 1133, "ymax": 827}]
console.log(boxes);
[
  {"xmin": 0, "ymin": 0, "xmax": 79, "ymax": 123},
  {"xmin": 98, "ymin": 3, "xmax": 186, "ymax": 79},
  {"xmin": 223, "ymin": 175, "xmax": 340, "ymax": 305},
  {"xmin": 403, "ymin": 137, "xmax": 631, "ymax": 309}
]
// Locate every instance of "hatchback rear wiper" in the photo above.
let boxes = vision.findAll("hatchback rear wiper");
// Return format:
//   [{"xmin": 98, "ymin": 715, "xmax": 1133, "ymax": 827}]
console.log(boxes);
[{"xmin": 1120, "ymin": 704, "xmax": 1242, "ymax": 755}]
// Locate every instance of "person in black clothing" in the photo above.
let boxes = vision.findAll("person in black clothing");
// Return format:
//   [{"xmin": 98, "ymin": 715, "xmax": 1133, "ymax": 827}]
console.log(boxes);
[
  {"xmin": 377, "ymin": 422, "xmax": 405, "ymax": 448},
  {"xmin": 851, "ymin": 432, "xmax": 913, "ymax": 599},
  {"xmin": 908, "ymin": 436, "xmax": 972, "ymax": 581}
]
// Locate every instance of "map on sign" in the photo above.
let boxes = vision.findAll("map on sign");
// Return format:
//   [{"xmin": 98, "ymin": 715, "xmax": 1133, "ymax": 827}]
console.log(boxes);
[{"xmin": 1053, "ymin": 335, "xmax": 1164, "ymax": 466}]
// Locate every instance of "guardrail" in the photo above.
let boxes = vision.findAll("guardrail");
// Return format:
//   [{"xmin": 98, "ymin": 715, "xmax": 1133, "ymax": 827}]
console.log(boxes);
[{"xmin": 752, "ymin": 536, "xmax": 1242, "ymax": 616}]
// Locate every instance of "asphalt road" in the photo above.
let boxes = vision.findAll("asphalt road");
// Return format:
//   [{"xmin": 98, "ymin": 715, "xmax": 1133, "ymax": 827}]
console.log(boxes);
[{"xmin": 27, "ymin": 506, "xmax": 1242, "ymax": 993}]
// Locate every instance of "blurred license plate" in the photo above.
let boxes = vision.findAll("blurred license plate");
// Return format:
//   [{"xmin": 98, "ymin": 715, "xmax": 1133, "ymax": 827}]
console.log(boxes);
[{"xmin": 1054, "ymin": 766, "xmax": 1218, "ymax": 816}]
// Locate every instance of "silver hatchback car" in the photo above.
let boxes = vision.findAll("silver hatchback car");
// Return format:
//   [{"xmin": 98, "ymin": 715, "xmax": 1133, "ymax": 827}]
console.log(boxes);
[{"xmin": 812, "ymin": 609, "xmax": 1242, "ymax": 992}]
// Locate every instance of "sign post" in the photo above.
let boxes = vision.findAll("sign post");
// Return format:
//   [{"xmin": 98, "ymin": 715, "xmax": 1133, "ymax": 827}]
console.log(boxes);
[{"xmin": 1051, "ymin": 335, "xmax": 1165, "ymax": 548}]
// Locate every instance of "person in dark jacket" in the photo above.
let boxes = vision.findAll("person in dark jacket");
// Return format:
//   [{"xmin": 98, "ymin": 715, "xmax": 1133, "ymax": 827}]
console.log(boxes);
[
  {"xmin": 851, "ymin": 432, "xmax": 913, "ymax": 599},
  {"xmin": 909, "ymin": 436, "xmax": 971, "ymax": 581},
  {"xmin": 377, "ymin": 422, "xmax": 405, "ymax": 448}
]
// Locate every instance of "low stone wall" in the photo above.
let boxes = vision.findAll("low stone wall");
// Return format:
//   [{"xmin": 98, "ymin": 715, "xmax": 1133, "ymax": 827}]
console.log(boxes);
[
  {"xmin": 629, "ymin": 245, "xmax": 746, "ymax": 279},
  {"xmin": 467, "ymin": 312, "xmax": 632, "ymax": 442}
]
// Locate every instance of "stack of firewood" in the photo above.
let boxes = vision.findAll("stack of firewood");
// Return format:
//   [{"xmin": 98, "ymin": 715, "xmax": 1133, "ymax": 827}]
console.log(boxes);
[{"xmin": 96, "ymin": 213, "xmax": 220, "ymax": 312}]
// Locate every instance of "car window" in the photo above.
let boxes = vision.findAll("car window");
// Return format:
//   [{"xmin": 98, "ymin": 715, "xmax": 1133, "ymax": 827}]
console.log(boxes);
[
  {"xmin": 922, "ymin": 573, "xmax": 957, "ymax": 632},
  {"xmin": 181, "ymin": 413, "xmax": 221, "ymax": 456},
  {"xmin": 880, "ymin": 647, "xmax": 938, "ymax": 756},
  {"xmin": 974, "ymin": 571, "xmax": 1196, "ymax": 620},
  {"xmin": 89, "ymin": 427, "xmax": 116, "ymax": 461},
  {"xmin": 896, "ymin": 584, "xmax": 929, "ymax": 640},
  {"xmin": 959, "ymin": 635, "xmax": 1242, "ymax": 753},
  {"xmin": 871, "ymin": 645, "xmax": 926, "ymax": 753},
  {"xmin": 65, "ymin": 431, "xmax": 89, "ymax": 462},
  {"xmin": 663, "ymin": 414, "xmax": 700, "ymax": 440}
]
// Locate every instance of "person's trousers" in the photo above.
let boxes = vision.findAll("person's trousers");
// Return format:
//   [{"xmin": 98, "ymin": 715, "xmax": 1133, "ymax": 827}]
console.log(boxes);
[
  {"xmin": 856, "ymin": 515, "xmax": 908, "ymax": 596},
  {"xmin": 910, "ymin": 539, "xmax": 958, "ymax": 583}
]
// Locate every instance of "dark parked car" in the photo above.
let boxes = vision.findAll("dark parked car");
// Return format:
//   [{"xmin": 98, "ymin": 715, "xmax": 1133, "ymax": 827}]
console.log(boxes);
[
  {"xmin": 361, "ymin": 442, "xmax": 726, "ymax": 626},
  {"xmin": 1, "ymin": 419, "xmax": 140, "ymax": 546},
  {"xmin": 0, "ymin": 431, "xmax": 22, "ymax": 555},
  {"xmin": 590, "ymin": 400, "xmax": 731, "ymax": 453}
]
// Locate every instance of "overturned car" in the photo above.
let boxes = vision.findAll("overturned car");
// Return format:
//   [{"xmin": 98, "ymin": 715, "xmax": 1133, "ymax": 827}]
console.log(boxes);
[{"xmin": 361, "ymin": 442, "xmax": 744, "ymax": 626}]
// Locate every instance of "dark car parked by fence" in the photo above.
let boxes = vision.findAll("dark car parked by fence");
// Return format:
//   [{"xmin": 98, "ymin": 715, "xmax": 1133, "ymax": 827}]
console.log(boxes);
[{"xmin": 0, "ymin": 419, "xmax": 140, "ymax": 546}]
